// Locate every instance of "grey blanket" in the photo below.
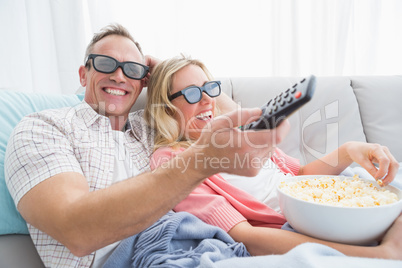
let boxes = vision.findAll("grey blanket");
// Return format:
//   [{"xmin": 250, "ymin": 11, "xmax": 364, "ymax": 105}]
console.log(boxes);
[{"xmin": 103, "ymin": 211, "xmax": 249, "ymax": 267}]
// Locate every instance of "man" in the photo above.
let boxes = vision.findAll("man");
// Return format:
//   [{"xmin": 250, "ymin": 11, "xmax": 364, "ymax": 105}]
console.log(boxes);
[{"xmin": 5, "ymin": 24, "xmax": 288, "ymax": 267}]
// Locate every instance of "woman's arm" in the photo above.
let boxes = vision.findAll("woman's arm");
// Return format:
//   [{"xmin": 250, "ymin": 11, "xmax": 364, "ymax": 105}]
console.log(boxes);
[
  {"xmin": 298, "ymin": 141, "xmax": 399, "ymax": 185},
  {"xmin": 228, "ymin": 217, "xmax": 402, "ymax": 259}
]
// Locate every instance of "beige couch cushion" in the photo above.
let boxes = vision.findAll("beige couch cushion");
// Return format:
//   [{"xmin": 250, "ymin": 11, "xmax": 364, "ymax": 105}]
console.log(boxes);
[
  {"xmin": 351, "ymin": 76, "xmax": 402, "ymax": 162},
  {"xmin": 227, "ymin": 77, "xmax": 367, "ymax": 165}
]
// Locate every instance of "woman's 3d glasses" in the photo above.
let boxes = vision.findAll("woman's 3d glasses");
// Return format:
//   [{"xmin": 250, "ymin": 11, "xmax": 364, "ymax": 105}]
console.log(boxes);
[
  {"xmin": 169, "ymin": 81, "xmax": 221, "ymax": 104},
  {"xmin": 86, "ymin": 54, "xmax": 149, "ymax": 80}
]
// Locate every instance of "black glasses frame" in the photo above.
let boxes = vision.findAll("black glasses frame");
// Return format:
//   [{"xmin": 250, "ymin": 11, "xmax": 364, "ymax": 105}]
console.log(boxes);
[
  {"xmin": 86, "ymin": 54, "xmax": 149, "ymax": 80},
  {"xmin": 169, "ymin": 81, "xmax": 222, "ymax": 104}
]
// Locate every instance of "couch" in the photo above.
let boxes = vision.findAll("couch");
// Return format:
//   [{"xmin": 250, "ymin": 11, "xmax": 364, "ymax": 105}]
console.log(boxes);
[{"xmin": 1, "ymin": 75, "xmax": 401, "ymax": 267}]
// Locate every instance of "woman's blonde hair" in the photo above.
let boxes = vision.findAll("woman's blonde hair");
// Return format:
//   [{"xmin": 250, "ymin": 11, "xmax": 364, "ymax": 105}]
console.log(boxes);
[{"xmin": 144, "ymin": 55, "xmax": 219, "ymax": 151}]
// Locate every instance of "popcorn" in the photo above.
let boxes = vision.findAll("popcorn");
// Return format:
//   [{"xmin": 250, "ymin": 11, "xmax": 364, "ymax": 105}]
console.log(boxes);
[{"xmin": 279, "ymin": 175, "xmax": 399, "ymax": 207}]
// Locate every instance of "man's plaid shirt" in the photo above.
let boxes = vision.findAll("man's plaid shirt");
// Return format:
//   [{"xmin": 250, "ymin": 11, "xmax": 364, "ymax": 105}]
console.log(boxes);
[{"xmin": 5, "ymin": 102, "xmax": 154, "ymax": 267}]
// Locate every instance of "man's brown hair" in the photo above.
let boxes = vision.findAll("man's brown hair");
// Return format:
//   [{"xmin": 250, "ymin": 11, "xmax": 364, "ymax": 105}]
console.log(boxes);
[{"xmin": 84, "ymin": 23, "xmax": 143, "ymax": 65}]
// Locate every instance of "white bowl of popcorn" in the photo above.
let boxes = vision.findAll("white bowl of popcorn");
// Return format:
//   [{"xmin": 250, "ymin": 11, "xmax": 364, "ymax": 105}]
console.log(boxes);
[{"xmin": 277, "ymin": 175, "xmax": 402, "ymax": 245}]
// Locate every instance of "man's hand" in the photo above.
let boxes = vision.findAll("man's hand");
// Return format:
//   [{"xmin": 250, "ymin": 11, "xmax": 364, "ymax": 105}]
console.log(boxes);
[
  {"xmin": 191, "ymin": 108, "xmax": 290, "ymax": 177},
  {"xmin": 143, "ymin": 55, "xmax": 161, "ymax": 86}
]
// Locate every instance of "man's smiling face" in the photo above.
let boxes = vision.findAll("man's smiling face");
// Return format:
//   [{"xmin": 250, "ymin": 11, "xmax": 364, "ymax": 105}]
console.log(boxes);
[{"xmin": 80, "ymin": 34, "xmax": 145, "ymax": 121}]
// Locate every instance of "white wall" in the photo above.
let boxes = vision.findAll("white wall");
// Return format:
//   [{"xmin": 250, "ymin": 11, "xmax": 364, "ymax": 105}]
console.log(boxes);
[{"xmin": 1, "ymin": 0, "xmax": 402, "ymax": 94}]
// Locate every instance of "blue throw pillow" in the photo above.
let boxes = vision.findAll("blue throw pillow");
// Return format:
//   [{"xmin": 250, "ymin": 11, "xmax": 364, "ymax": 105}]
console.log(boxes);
[{"xmin": 0, "ymin": 90, "xmax": 83, "ymax": 235}]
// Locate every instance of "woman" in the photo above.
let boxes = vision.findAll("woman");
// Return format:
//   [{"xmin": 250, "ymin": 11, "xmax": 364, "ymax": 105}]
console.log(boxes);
[{"xmin": 144, "ymin": 55, "xmax": 402, "ymax": 259}]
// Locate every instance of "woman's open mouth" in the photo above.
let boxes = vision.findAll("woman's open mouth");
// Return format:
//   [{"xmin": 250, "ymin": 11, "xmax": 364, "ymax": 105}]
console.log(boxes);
[{"xmin": 195, "ymin": 110, "xmax": 213, "ymax": 121}]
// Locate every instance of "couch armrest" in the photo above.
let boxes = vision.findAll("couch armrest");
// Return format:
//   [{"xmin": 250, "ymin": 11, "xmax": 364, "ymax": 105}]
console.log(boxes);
[{"xmin": 0, "ymin": 234, "xmax": 44, "ymax": 267}]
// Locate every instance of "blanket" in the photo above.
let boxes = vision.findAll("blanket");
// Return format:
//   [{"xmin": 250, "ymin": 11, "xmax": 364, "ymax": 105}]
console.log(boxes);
[
  {"xmin": 103, "ymin": 213, "xmax": 402, "ymax": 268},
  {"xmin": 103, "ymin": 211, "xmax": 250, "ymax": 268},
  {"xmin": 210, "ymin": 242, "xmax": 402, "ymax": 268}
]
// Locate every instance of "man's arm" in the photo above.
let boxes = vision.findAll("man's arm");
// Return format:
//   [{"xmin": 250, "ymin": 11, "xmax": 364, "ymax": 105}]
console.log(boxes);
[
  {"xmin": 16, "ymin": 108, "xmax": 289, "ymax": 257},
  {"xmin": 18, "ymin": 165, "xmax": 203, "ymax": 257}
]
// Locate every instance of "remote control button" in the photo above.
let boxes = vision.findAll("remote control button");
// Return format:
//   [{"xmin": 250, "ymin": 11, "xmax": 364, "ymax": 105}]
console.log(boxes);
[
  {"xmin": 268, "ymin": 109, "xmax": 273, "ymax": 115},
  {"xmin": 300, "ymin": 78, "xmax": 306, "ymax": 83},
  {"xmin": 280, "ymin": 100, "xmax": 286, "ymax": 106},
  {"xmin": 291, "ymin": 87, "xmax": 297, "ymax": 93},
  {"xmin": 287, "ymin": 97, "xmax": 293, "ymax": 103},
  {"xmin": 273, "ymin": 105, "xmax": 278, "ymax": 112},
  {"xmin": 292, "ymin": 83, "xmax": 297, "ymax": 88},
  {"xmin": 295, "ymin": 91, "xmax": 302, "ymax": 99},
  {"xmin": 284, "ymin": 92, "xmax": 289, "ymax": 98},
  {"xmin": 285, "ymin": 88, "xmax": 290, "ymax": 93}
]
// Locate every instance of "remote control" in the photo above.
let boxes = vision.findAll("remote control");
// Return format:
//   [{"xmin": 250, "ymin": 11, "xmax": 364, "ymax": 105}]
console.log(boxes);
[{"xmin": 241, "ymin": 75, "xmax": 316, "ymax": 130}]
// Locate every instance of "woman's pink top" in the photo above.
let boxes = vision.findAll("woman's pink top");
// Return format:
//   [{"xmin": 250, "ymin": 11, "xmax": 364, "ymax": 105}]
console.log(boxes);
[{"xmin": 150, "ymin": 147, "xmax": 300, "ymax": 232}]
